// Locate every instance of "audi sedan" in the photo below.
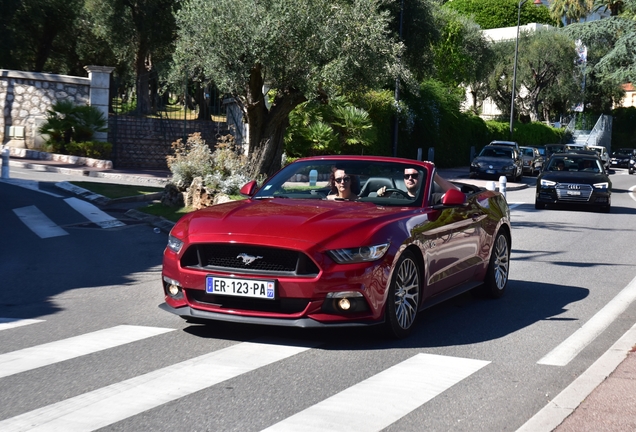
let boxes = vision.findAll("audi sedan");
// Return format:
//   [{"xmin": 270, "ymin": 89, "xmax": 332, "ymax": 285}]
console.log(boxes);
[
  {"xmin": 535, "ymin": 154, "xmax": 611, "ymax": 213},
  {"xmin": 161, "ymin": 156, "xmax": 512, "ymax": 338}
]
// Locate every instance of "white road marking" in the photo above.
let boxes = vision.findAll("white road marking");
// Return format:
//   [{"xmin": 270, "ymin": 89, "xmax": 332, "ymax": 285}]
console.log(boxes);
[
  {"xmin": 0, "ymin": 338, "xmax": 317, "ymax": 432},
  {"xmin": 12, "ymin": 206, "xmax": 69, "ymax": 238},
  {"xmin": 0, "ymin": 318, "xmax": 45, "ymax": 331},
  {"xmin": 261, "ymin": 353, "xmax": 490, "ymax": 432},
  {"xmin": 63, "ymin": 197, "xmax": 125, "ymax": 228},
  {"xmin": 518, "ymin": 322, "xmax": 636, "ymax": 432},
  {"xmin": 0, "ymin": 325, "xmax": 174, "ymax": 379},
  {"xmin": 538, "ymin": 274, "xmax": 636, "ymax": 366},
  {"xmin": 629, "ymin": 185, "xmax": 636, "ymax": 203},
  {"xmin": 508, "ymin": 202, "xmax": 523, "ymax": 210}
]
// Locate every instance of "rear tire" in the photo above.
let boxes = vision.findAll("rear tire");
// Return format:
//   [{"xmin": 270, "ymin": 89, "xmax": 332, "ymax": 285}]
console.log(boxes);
[
  {"xmin": 535, "ymin": 201, "xmax": 545, "ymax": 209},
  {"xmin": 477, "ymin": 232, "xmax": 510, "ymax": 299},
  {"xmin": 385, "ymin": 250, "xmax": 421, "ymax": 339}
]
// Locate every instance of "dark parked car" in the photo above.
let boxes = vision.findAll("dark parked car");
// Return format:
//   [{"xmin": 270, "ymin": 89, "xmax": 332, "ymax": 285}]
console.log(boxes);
[
  {"xmin": 545, "ymin": 144, "xmax": 566, "ymax": 160},
  {"xmin": 470, "ymin": 145, "xmax": 523, "ymax": 181},
  {"xmin": 630, "ymin": 154, "xmax": 635, "ymax": 175},
  {"xmin": 610, "ymin": 148, "xmax": 636, "ymax": 168},
  {"xmin": 520, "ymin": 146, "xmax": 544, "ymax": 176},
  {"xmin": 161, "ymin": 156, "xmax": 512, "ymax": 339},
  {"xmin": 535, "ymin": 154, "xmax": 611, "ymax": 213}
]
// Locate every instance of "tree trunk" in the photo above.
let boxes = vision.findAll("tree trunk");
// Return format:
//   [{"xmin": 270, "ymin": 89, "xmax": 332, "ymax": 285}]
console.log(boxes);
[
  {"xmin": 135, "ymin": 48, "xmax": 151, "ymax": 115},
  {"xmin": 244, "ymin": 65, "xmax": 306, "ymax": 178}
]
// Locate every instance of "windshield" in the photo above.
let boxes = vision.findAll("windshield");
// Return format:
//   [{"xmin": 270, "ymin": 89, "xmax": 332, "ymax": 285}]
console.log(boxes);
[
  {"xmin": 253, "ymin": 159, "xmax": 428, "ymax": 207},
  {"xmin": 522, "ymin": 148, "xmax": 534, "ymax": 157},
  {"xmin": 547, "ymin": 156, "xmax": 602, "ymax": 172},
  {"xmin": 480, "ymin": 147, "xmax": 512, "ymax": 158}
]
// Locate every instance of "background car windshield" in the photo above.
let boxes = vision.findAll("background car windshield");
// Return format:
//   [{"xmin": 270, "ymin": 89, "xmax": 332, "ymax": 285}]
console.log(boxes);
[
  {"xmin": 253, "ymin": 160, "xmax": 427, "ymax": 206},
  {"xmin": 548, "ymin": 157, "xmax": 602, "ymax": 172},
  {"xmin": 480, "ymin": 148, "xmax": 512, "ymax": 158}
]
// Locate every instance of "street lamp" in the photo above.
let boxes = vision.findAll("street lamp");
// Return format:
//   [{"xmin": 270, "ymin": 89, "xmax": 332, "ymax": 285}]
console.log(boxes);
[{"xmin": 510, "ymin": 0, "xmax": 543, "ymax": 140}]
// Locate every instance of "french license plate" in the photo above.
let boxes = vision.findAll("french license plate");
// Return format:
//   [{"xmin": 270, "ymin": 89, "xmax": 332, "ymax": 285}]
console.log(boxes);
[
  {"xmin": 486, "ymin": 170, "xmax": 495, "ymax": 174},
  {"xmin": 206, "ymin": 276, "xmax": 275, "ymax": 299},
  {"xmin": 567, "ymin": 190, "xmax": 581, "ymax": 196}
]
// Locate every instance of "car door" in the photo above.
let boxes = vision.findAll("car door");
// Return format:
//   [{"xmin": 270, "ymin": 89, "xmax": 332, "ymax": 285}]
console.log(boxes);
[{"xmin": 418, "ymin": 189, "xmax": 483, "ymax": 298}]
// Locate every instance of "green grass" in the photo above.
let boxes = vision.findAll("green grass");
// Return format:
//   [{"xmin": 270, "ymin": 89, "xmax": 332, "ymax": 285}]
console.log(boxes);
[
  {"xmin": 141, "ymin": 202, "xmax": 193, "ymax": 222},
  {"xmin": 70, "ymin": 182, "xmax": 163, "ymax": 199}
]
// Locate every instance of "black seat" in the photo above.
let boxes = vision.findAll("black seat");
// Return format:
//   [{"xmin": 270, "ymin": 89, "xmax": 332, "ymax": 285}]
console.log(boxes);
[{"xmin": 359, "ymin": 177, "xmax": 396, "ymax": 197}]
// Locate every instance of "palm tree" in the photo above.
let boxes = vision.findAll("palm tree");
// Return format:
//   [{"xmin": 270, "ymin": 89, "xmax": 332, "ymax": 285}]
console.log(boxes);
[{"xmin": 550, "ymin": 0, "xmax": 595, "ymax": 25}]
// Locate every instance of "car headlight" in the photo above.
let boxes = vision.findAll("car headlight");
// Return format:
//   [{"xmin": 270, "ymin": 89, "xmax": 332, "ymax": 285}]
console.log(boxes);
[
  {"xmin": 630, "ymin": 160, "xmax": 635, "ymax": 165},
  {"xmin": 167, "ymin": 235, "xmax": 184, "ymax": 253},
  {"xmin": 540, "ymin": 179, "xmax": 557, "ymax": 187},
  {"xmin": 505, "ymin": 165, "xmax": 515, "ymax": 170},
  {"xmin": 593, "ymin": 182, "xmax": 609, "ymax": 190},
  {"xmin": 328, "ymin": 243, "xmax": 390, "ymax": 264}
]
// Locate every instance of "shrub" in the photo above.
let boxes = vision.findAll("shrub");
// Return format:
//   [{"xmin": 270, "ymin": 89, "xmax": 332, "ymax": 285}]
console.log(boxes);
[
  {"xmin": 65, "ymin": 141, "xmax": 113, "ymax": 159},
  {"xmin": 38, "ymin": 101, "xmax": 108, "ymax": 154},
  {"xmin": 166, "ymin": 133, "xmax": 250, "ymax": 194}
]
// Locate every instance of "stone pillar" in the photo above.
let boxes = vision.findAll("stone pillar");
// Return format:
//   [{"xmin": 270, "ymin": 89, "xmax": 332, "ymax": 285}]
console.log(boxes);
[{"xmin": 84, "ymin": 66, "xmax": 115, "ymax": 142}]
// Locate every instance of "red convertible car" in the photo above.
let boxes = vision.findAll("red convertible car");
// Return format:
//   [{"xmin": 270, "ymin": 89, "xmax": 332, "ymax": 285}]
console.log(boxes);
[{"xmin": 160, "ymin": 156, "xmax": 511, "ymax": 338}]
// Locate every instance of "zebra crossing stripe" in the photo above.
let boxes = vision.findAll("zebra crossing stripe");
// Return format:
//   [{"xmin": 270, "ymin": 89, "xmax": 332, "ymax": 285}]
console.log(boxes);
[
  {"xmin": 0, "ymin": 318, "xmax": 44, "ymax": 332},
  {"xmin": 262, "ymin": 353, "xmax": 490, "ymax": 432},
  {"xmin": 0, "ymin": 325, "xmax": 174, "ymax": 379},
  {"xmin": 12, "ymin": 206, "xmax": 69, "ymax": 238},
  {"xmin": 63, "ymin": 197, "xmax": 125, "ymax": 228},
  {"xmin": 0, "ymin": 338, "xmax": 317, "ymax": 432}
]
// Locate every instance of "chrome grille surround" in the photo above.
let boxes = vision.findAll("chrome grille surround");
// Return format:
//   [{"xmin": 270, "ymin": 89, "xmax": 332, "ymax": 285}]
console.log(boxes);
[
  {"xmin": 180, "ymin": 243, "xmax": 320, "ymax": 277},
  {"xmin": 555, "ymin": 183, "xmax": 593, "ymax": 202}
]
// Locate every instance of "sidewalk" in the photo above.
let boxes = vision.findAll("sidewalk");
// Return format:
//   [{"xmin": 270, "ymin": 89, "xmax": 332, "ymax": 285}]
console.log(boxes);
[{"xmin": 3, "ymin": 151, "xmax": 636, "ymax": 432}]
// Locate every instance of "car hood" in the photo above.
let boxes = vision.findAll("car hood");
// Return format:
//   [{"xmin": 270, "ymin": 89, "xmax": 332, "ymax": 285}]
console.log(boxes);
[
  {"xmin": 171, "ymin": 198, "xmax": 414, "ymax": 249},
  {"xmin": 540, "ymin": 171, "xmax": 610, "ymax": 184}
]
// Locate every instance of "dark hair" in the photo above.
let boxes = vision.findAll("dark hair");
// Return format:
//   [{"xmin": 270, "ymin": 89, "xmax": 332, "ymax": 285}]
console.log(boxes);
[{"xmin": 328, "ymin": 167, "xmax": 360, "ymax": 195}]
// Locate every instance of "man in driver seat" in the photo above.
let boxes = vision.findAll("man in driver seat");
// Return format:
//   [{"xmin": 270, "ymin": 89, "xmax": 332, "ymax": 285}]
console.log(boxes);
[{"xmin": 377, "ymin": 168, "xmax": 420, "ymax": 198}]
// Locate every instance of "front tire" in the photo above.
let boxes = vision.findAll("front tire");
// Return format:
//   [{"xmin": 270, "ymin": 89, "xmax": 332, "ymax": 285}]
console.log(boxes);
[
  {"xmin": 478, "ymin": 232, "xmax": 510, "ymax": 299},
  {"xmin": 385, "ymin": 250, "xmax": 421, "ymax": 339},
  {"xmin": 535, "ymin": 201, "xmax": 545, "ymax": 209}
]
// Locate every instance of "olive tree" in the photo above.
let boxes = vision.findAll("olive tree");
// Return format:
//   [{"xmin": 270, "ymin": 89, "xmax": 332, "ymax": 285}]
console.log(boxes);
[{"xmin": 173, "ymin": 0, "xmax": 406, "ymax": 177}]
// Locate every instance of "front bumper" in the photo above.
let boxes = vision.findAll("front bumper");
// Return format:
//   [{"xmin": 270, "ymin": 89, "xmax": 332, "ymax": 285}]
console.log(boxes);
[
  {"xmin": 159, "ymin": 302, "xmax": 382, "ymax": 328},
  {"xmin": 535, "ymin": 186, "xmax": 610, "ymax": 207}
]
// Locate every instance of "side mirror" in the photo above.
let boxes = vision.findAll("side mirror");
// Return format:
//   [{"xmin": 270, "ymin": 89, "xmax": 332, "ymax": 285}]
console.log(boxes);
[
  {"xmin": 239, "ymin": 180, "xmax": 258, "ymax": 197},
  {"xmin": 441, "ymin": 189, "xmax": 466, "ymax": 206}
]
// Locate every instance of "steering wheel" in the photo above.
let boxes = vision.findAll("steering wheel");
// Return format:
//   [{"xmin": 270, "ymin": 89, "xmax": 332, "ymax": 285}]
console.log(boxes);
[{"xmin": 382, "ymin": 188, "xmax": 411, "ymax": 198}]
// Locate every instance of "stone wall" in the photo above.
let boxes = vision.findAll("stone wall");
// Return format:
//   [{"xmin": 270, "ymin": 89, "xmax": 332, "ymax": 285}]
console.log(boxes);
[
  {"xmin": 0, "ymin": 69, "xmax": 90, "ymax": 148},
  {"xmin": 111, "ymin": 115, "xmax": 230, "ymax": 169}
]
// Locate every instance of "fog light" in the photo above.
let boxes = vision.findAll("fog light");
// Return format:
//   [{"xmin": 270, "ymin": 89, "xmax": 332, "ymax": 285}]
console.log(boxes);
[
  {"xmin": 168, "ymin": 284, "xmax": 180, "ymax": 296},
  {"xmin": 338, "ymin": 298, "xmax": 351, "ymax": 311}
]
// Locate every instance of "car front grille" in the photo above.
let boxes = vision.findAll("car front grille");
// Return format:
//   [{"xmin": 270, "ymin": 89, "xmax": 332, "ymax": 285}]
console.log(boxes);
[
  {"xmin": 180, "ymin": 244, "xmax": 320, "ymax": 277},
  {"xmin": 556, "ymin": 183, "xmax": 593, "ymax": 202}
]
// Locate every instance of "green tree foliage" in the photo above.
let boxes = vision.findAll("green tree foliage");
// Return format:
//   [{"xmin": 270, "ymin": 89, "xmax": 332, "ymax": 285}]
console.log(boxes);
[
  {"xmin": 285, "ymin": 97, "xmax": 376, "ymax": 157},
  {"xmin": 383, "ymin": 0, "xmax": 439, "ymax": 82},
  {"xmin": 85, "ymin": 0, "xmax": 179, "ymax": 114},
  {"xmin": 400, "ymin": 80, "xmax": 490, "ymax": 166},
  {"xmin": 431, "ymin": 8, "xmax": 495, "ymax": 88},
  {"xmin": 0, "ymin": 0, "xmax": 84, "ymax": 72},
  {"xmin": 486, "ymin": 120, "xmax": 565, "ymax": 145},
  {"xmin": 444, "ymin": 0, "xmax": 557, "ymax": 30},
  {"xmin": 174, "ymin": 0, "xmax": 406, "ymax": 177},
  {"xmin": 486, "ymin": 29, "xmax": 580, "ymax": 122},
  {"xmin": 566, "ymin": 17, "xmax": 636, "ymax": 83},
  {"xmin": 611, "ymin": 106, "xmax": 636, "ymax": 147},
  {"xmin": 549, "ymin": 0, "xmax": 594, "ymax": 26},
  {"xmin": 516, "ymin": 30, "xmax": 579, "ymax": 121}
]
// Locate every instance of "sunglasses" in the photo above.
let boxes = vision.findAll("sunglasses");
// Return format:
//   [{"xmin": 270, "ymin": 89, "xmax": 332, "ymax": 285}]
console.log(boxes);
[
  {"xmin": 403, "ymin": 173, "xmax": 419, "ymax": 180},
  {"xmin": 334, "ymin": 176, "xmax": 351, "ymax": 184}
]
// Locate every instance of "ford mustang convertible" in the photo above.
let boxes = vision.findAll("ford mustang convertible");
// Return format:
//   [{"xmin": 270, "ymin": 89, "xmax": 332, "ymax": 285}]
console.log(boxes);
[{"xmin": 160, "ymin": 156, "xmax": 512, "ymax": 338}]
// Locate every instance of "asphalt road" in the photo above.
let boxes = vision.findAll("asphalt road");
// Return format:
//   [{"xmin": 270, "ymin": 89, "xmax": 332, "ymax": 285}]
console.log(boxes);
[{"xmin": 0, "ymin": 167, "xmax": 635, "ymax": 431}]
